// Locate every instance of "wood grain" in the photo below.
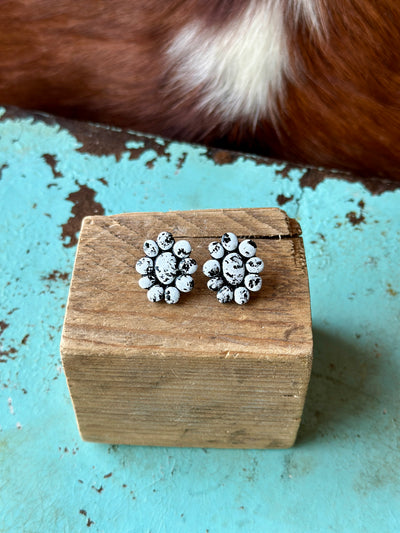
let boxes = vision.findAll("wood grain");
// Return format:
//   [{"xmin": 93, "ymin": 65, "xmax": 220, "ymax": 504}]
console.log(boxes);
[{"xmin": 61, "ymin": 208, "xmax": 313, "ymax": 448}]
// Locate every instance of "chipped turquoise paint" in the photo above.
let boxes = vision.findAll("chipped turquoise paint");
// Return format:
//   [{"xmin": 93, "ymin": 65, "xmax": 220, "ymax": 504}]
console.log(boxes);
[{"xmin": 0, "ymin": 107, "xmax": 399, "ymax": 533}]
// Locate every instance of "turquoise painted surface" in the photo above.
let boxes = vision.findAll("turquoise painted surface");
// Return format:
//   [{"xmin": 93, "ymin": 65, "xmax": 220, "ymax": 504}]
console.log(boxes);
[{"xmin": 0, "ymin": 107, "xmax": 399, "ymax": 532}]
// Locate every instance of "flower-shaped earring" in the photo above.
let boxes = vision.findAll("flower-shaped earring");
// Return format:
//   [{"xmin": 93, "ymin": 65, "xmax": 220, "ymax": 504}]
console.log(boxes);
[
  {"xmin": 136, "ymin": 231, "xmax": 197, "ymax": 303},
  {"xmin": 203, "ymin": 232, "xmax": 264, "ymax": 304}
]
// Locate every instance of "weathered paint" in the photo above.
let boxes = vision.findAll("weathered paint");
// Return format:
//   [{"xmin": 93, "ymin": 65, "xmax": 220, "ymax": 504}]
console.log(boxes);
[{"xmin": 0, "ymin": 106, "xmax": 399, "ymax": 532}]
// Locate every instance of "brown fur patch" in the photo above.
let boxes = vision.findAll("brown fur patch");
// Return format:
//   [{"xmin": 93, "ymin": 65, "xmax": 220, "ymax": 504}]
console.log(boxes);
[{"xmin": 0, "ymin": 1, "xmax": 399, "ymax": 180}]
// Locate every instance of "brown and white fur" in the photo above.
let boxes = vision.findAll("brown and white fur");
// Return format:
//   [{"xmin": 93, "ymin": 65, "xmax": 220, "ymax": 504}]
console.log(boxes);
[{"xmin": 1, "ymin": 1, "xmax": 400, "ymax": 180}]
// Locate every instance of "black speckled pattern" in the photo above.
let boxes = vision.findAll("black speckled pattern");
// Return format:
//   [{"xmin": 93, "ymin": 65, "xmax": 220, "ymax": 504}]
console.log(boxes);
[
  {"xmin": 203, "ymin": 233, "xmax": 264, "ymax": 305},
  {"xmin": 136, "ymin": 232, "xmax": 197, "ymax": 303}
]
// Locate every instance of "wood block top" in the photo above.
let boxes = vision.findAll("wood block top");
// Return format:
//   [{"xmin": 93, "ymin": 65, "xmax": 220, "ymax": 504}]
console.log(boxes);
[{"xmin": 61, "ymin": 208, "xmax": 312, "ymax": 362}]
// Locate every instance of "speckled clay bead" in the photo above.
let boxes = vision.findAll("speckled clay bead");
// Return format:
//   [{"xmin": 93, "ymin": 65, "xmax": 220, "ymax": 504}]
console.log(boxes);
[
  {"xmin": 207, "ymin": 277, "xmax": 224, "ymax": 291},
  {"xmin": 157, "ymin": 231, "xmax": 174, "ymax": 250},
  {"xmin": 246, "ymin": 256, "xmax": 264, "ymax": 274},
  {"xmin": 138, "ymin": 274, "xmax": 156, "ymax": 289},
  {"xmin": 238, "ymin": 239, "xmax": 257, "ymax": 258},
  {"xmin": 165, "ymin": 286, "xmax": 180, "ymax": 304},
  {"xmin": 135, "ymin": 256, "xmax": 153, "ymax": 275},
  {"xmin": 179, "ymin": 257, "xmax": 198, "ymax": 275},
  {"xmin": 203, "ymin": 259, "xmax": 221, "ymax": 277},
  {"xmin": 244, "ymin": 273, "xmax": 262, "ymax": 292},
  {"xmin": 138, "ymin": 232, "xmax": 197, "ymax": 303},
  {"xmin": 204, "ymin": 233, "xmax": 263, "ymax": 304},
  {"xmin": 217, "ymin": 286, "xmax": 234, "ymax": 303},
  {"xmin": 222, "ymin": 253, "xmax": 245, "ymax": 286},
  {"xmin": 147, "ymin": 285, "xmax": 164, "ymax": 302},
  {"xmin": 154, "ymin": 252, "xmax": 177, "ymax": 285},
  {"xmin": 221, "ymin": 232, "xmax": 238, "ymax": 251},
  {"xmin": 234, "ymin": 286, "xmax": 250, "ymax": 305},
  {"xmin": 143, "ymin": 239, "xmax": 159, "ymax": 258},
  {"xmin": 175, "ymin": 274, "xmax": 194, "ymax": 293},
  {"xmin": 173, "ymin": 240, "xmax": 191, "ymax": 258},
  {"xmin": 208, "ymin": 241, "xmax": 225, "ymax": 259}
]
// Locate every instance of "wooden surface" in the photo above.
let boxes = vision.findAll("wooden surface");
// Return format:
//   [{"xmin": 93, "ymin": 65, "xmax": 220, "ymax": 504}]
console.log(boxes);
[
  {"xmin": 61, "ymin": 208, "xmax": 312, "ymax": 448},
  {"xmin": 3, "ymin": 107, "xmax": 400, "ymax": 531}
]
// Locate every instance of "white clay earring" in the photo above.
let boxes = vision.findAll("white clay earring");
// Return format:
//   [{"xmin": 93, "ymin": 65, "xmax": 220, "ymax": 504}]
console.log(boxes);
[
  {"xmin": 136, "ymin": 231, "xmax": 197, "ymax": 304},
  {"xmin": 203, "ymin": 232, "xmax": 264, "ymax": 304}
]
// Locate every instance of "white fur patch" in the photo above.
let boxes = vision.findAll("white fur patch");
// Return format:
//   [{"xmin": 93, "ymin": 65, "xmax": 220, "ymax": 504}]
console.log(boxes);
[
  {"xmin": 292, "ymin": 0, "xmax": 325, "ymax": 30},
  {"xmin": 166, "ymin": 1, "xmax": 289, "ymax": 126}
]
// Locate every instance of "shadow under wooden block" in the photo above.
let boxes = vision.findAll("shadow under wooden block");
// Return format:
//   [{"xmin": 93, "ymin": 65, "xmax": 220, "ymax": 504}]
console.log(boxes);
[{"xmin": 60, "ymin": 208, "xmax": 313, "ymax": 448}]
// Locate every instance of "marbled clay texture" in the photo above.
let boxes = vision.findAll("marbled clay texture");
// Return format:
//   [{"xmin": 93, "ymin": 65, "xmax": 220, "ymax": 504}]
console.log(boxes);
[
  {"xmin": 136, "ymin": 232, "xmax": 197, "ymax": 303},
  {"xmin": 203, "ymin": 232, "xmax": 264, "ymax": 304}
]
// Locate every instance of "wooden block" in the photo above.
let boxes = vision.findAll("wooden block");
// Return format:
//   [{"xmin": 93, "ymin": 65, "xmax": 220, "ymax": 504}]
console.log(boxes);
[{"xmin": 60, "ymin": 208, "xmax": 313, "ymax": 448}]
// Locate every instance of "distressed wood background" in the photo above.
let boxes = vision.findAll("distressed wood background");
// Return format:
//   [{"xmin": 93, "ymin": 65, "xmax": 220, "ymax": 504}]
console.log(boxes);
[{"xmin": 0, "ymin": 106, "xmax": 399, "ymax": 532}]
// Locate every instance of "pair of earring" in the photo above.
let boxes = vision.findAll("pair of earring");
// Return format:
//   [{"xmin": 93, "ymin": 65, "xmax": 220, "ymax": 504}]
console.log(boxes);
[{"xmin": 135, "ymin": 231, "xmax": 264, "ymax": 305}]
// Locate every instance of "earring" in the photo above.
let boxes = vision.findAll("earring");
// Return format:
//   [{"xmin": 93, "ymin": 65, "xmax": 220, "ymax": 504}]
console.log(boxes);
[
  {"xmin": 136, "ymin": 231, "xmax": 197, "ymax": 303},
  {"xmin": 203, "ymin": 232, "xmax": 263, "ymax": 304}
]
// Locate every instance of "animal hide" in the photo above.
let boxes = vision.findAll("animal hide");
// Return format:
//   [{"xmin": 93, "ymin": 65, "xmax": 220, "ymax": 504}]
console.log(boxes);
[{"xmin": 1, "ymin": 0, "xmax": 399, "ymax": 180}]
